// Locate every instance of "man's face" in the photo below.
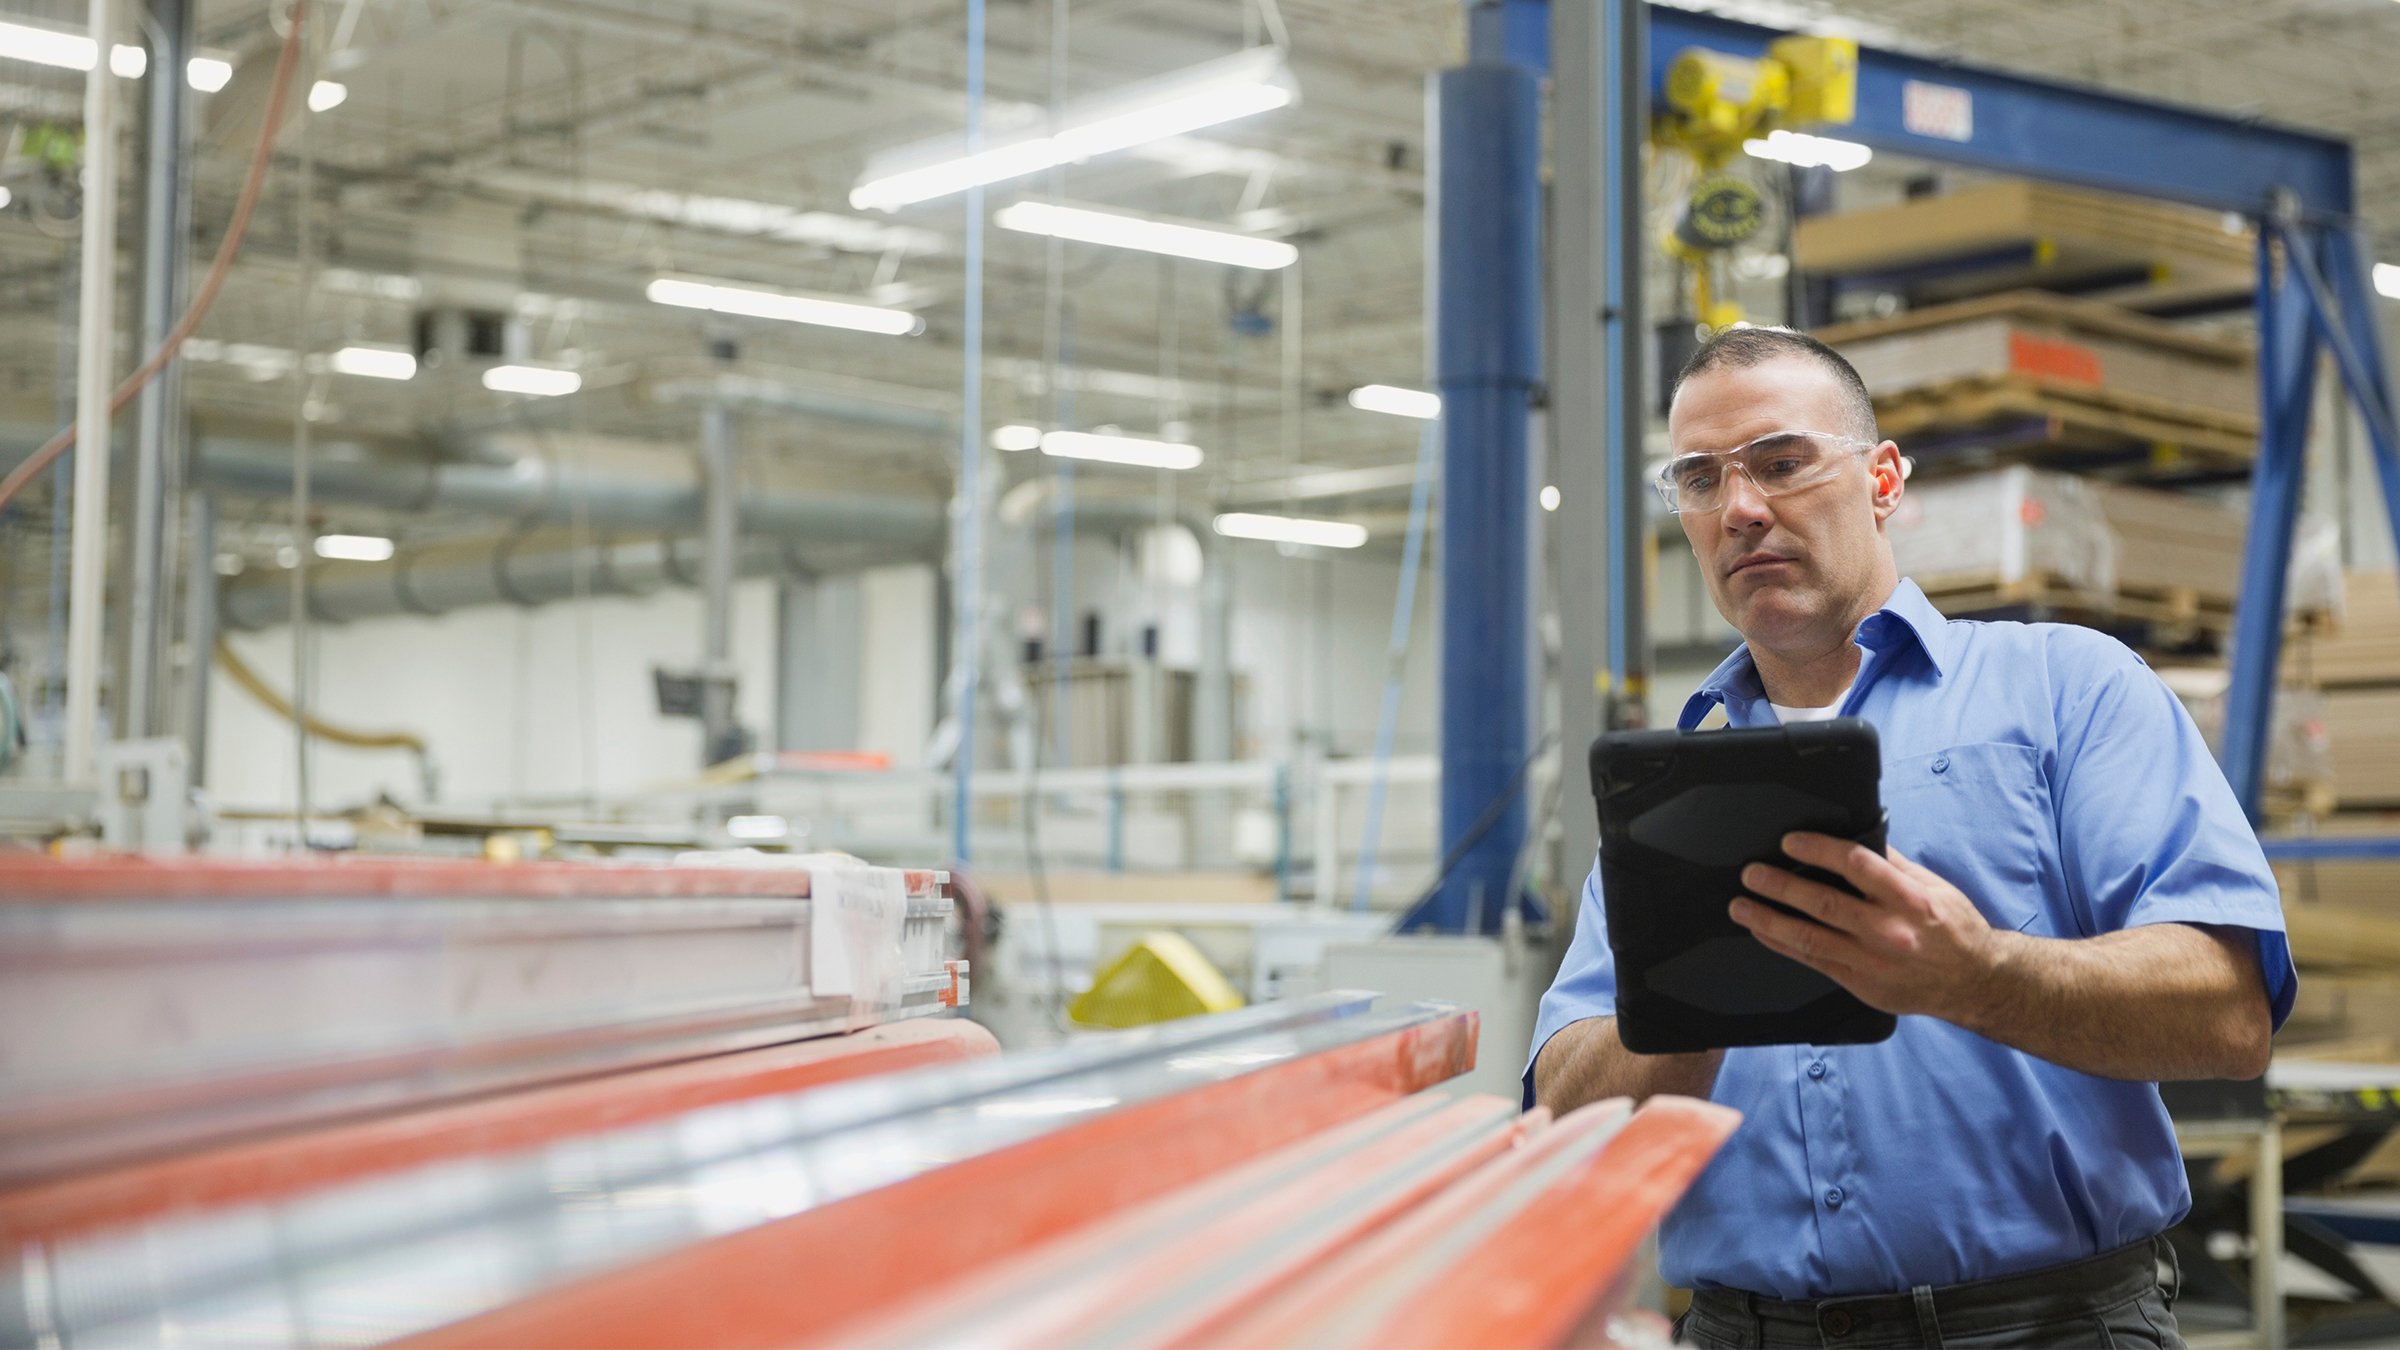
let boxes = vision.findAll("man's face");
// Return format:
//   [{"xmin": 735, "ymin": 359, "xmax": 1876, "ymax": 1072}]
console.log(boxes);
[{"xmin": 1667, "ymin": 356, "xmax": 1903, "ymax": 650}]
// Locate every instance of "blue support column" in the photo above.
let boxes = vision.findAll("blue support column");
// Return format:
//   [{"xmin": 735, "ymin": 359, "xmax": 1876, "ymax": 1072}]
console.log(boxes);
[
  {"xmin": 2221, "ymin": 231, "xmax": 2321, "ymax": 819},
  {"xmin": 1429, "ymin": 59, "xmax": 1543, "ymax": 934}
]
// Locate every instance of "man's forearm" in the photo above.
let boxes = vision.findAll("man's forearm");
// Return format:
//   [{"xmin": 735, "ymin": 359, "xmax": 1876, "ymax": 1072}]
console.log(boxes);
[
  {"xmin": 1532, "ymin": 1015, "xmax": 1723, "ymax": 1115},
  {"xmin": 1951, "ymin": 922, "xmax": 2272, "ymax": 1081}
]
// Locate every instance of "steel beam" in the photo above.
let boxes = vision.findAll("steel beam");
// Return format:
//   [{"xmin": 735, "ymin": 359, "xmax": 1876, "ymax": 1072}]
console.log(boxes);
[
  {"xmin": 1645, "ymin": 6, "xmax": 2356, "ymax": 222},
  {"xmin": 124, "ymin": 0, "xmax": 192, "ymax": 743},
  {"xmin": 2221, "ymin": 232, "xmax": 2319, "ymax": 818}
]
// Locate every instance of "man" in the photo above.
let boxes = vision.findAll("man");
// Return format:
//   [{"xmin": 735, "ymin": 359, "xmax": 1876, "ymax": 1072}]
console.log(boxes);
[{"xmin": 1528, "ymin": 327, "xmax": 2292, "ymax": 1349}]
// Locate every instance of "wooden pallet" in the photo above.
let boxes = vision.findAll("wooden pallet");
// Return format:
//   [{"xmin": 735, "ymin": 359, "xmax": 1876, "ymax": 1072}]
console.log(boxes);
[
  {"xmin": 1917, "ymin": 570, "xmax": 2231, "ymax": 644},
  {"xmin": 1794, "ymin": 181, "xmax": 2256, "ymax": 312},
  {"xmin": 1877, "ymin": 374, "xmax": 2257, "ymax": 472}
]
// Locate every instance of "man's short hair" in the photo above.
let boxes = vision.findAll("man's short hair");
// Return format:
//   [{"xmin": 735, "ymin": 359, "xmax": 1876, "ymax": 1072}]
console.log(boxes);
[{"xmin": 1672, "ymin": 326, "xmax": 1879, "ymax": 441}]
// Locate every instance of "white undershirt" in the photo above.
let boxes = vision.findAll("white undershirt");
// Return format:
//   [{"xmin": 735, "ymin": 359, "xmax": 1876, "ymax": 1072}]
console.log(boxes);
[{"xmin": 1769, "ymin": 683, "xmax": 1853, "ymax": 724}]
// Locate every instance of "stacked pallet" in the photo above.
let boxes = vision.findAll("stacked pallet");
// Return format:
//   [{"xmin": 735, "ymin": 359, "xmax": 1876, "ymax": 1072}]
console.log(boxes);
[
  {"xmin": 1793, "ymin": 180, "xmax": 2255, "ymax": 313},
  {"xmin": 2284, "ymin": 572, "xmax": 2400, "ymax": 811},
  {"xmin": 1886, "ymin": 465, "xmax": 2248, "ymax": 642},
  {"xmin": 1818, "ymin": 291, "xmax": 2258, "ymax": 477}
]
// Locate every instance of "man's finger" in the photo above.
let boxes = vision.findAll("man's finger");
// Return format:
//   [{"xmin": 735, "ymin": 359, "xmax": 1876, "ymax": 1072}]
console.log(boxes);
[
  {"xmin": 1741, "ymin": 863, "xmax": 1873, "ymax": 933},
  {"xmin": 1782, "ymin": 831, "xmax": 1910, "ymax": 902},
  {"xmin": 1737, "ymin": 900, "xmax": 1866, "ymax": 981},
  {"xmin": 1731, "ymin": 897, "xmax": 1866, "ymax": 970}
]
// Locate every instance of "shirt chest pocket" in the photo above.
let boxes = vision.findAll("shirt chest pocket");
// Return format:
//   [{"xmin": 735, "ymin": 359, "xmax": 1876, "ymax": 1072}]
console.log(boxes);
[{"xmin": 1882, "ymin": 741, "xmax": 2061, "ymax": 936}]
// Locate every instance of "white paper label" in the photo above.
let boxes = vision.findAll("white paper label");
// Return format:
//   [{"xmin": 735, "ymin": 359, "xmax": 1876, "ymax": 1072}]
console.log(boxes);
[
  {"xmin": 1902, "ymin": 80, "xmax": 1974, "ymax": 142},
  {"xmin": 810, "ymin": 866, "xmax": 908, "ymax": 1004}
]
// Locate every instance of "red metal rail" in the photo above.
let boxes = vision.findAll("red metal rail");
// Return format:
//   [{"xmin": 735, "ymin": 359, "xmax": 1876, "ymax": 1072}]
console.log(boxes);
[
  {"xmin": 401, "ymin": 1009, "xmax": 1480, "ymax": 1350},
  {"xmin": 0, "ymin": 1019, "xmax": 997, "ymax": 1248},
  {"xmin": 0, "ymin": 853, "xmax": 942, "ymax": 901}
]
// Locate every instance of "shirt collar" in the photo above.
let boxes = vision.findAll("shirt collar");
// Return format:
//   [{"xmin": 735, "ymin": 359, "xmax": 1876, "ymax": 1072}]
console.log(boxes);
[{"xmin": 1678, "ymin": 577, "xmax": 1952, "ymax": 728}]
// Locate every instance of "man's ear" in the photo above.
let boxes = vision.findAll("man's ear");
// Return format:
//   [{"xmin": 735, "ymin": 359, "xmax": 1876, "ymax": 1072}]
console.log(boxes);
[{"xmin": 1868, "ymin": 441, "xmax": 1905, "ymax": 521}]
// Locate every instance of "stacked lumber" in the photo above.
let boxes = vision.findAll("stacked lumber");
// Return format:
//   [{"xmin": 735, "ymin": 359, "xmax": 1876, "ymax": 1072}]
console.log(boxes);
[
  {"xmin": 2277, "ymin": 573, "xmax": 2400, "ymax": 811},
  {"xmin": 1890, "ymin": 465, "xmax": 2244, "ymax": 643},
  {"xmin": 1818, "ymin": 291, "xmax": 2258, "ymax": 474},
  {"xmin": 1793, "ymin": 180, "xmax": 2254, "ymax": 313}
]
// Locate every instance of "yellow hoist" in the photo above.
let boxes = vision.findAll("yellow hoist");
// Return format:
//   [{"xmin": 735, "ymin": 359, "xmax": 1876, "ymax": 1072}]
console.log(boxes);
[{"xmin": 1652, "ymin": 36, "xmax": 1859, "ymax": 333}]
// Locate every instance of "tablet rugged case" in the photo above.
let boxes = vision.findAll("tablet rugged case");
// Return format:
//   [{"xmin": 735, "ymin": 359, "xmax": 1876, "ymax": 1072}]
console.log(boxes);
[{"xmin": 1590, "ymin": 718, "xmax": 1897, "ymax": 1054}]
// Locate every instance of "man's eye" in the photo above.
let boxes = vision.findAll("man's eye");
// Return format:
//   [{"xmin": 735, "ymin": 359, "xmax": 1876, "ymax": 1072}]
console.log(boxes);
[
  {"xmin": 1760, "ymin": 457, "xmax": 1806, "ymax": 477},
  {"xmin": 1681, "ymin": 472, "xmax": 1718, "ymax": 493}
]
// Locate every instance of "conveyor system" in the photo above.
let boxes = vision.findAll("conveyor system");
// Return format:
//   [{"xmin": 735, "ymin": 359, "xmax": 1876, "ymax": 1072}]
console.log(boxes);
[{"xmin": 2, "ymin": 856, "xmax": 1734, "ymax": 1349}]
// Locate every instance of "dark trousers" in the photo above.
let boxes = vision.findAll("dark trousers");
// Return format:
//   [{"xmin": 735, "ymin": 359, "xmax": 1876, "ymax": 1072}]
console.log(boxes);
[{"xmin": 1676, "ymin": 1236, "xmax": 2184, "ymax": 1349}]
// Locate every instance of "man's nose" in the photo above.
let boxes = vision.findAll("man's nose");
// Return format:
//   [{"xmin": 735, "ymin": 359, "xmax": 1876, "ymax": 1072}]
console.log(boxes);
[{"xmin": 1718, "ymin": 465, "xmax": 1774, "ymax": 532}]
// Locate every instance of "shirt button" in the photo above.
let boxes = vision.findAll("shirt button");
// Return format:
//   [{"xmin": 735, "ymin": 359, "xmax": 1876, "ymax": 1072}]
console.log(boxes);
[
  {"xmin": 1808, "ymin": 1060, "xmax": 1827, "ymax": 1080},
  {"xmin": 1931, "ymin": 754, "xmax": 1950, "ymax": 773},
  {"xmin": 1825, "ymin": 1186, "xmax": 1846, "ymax": 1208}
]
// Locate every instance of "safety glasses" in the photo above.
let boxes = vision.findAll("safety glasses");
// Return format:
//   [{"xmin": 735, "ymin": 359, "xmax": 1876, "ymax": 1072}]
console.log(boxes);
[{"xmin": 1650, "ymin": 429, "xmax": 1889, "ymax": 515}]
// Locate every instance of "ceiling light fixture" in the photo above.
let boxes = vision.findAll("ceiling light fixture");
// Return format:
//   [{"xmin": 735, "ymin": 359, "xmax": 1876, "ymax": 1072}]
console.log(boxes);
[
  {"xmin": 992, "ymin": 424, "xmax": 1044, "ymax": 451},
  {"xmin": 851, "ymin": 47, "xmax": 1295, "ymax": 211},
  {"xmin": 482, "ymin": 365, "xmax": 582, "ymax": 397},
  {"xmin": 996, "ymin": 200, "xmax": 1296, "ymax": 270},
  {"xmin": 1347, "ymin": 384, "xmax": 1441, "ymax": 420},
  {"xmin": 308, "ymin": 80, "xmax": 347, "ymax": 112},
  {"xmin": 313, "ymin": 534, "xmax": 394, "ymax": 562},
  {"xmin": 1540, "ymin": 484, "xmax": 1561, "ymax": 512},
  {"xmin": 646, "ymin": 276, "xmax": 922, "ymax": 336},
  {"xmin": 2375, "ymin": 263, "xmax": 2400, "ymax": 300},
  {"xmin": 1212, "ymin": 512, "xmax": 1369, "ymax": 549},
  {"xmin": 1742, "ymin": 128, "xmax": 1872, "ymax": 172},
  {"xmin": 1041, "ymin": 430, "xmax": 1203, "ymax": 471},
  {"xmin": 328, "ymin": 345, "xmax": 417, "ymax": 381},
  {"xmin": 0, "ymin": 19, "xmax": 237, "ymax": 90}
]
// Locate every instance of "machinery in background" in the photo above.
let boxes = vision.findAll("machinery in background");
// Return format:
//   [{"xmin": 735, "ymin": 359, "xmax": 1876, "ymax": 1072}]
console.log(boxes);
[{"xmin": 1651, "ymin": 34, "xmax": 1858, "ymax": 333}]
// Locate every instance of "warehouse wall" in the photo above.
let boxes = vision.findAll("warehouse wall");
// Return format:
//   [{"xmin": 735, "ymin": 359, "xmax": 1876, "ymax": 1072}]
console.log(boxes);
[{"xmin": 208, "ymin": 580, "xmax": 781, "ymax": 811}]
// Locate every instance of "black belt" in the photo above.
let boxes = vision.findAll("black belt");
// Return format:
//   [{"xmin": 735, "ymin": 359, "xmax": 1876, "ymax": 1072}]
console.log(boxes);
[{"xmin": 1688, "ymin": 1235, "xmax": 2179, "ymax": 1346}]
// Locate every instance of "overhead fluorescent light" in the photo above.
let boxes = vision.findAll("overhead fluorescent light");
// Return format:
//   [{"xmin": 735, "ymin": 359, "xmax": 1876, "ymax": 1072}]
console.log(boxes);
[
  {"xmin": 1347, "ymin": 384, "xmax": 1440, "ymax": 420},
  {"xmin": 482, "ymin": 364, "xmax": 582, "ymax": 397},
  {"xmin": 725, "ymin": 814, "xmax": 790, "ymax": 841},
  {"xmin": 2376, "ymin": 263, "xmax": 2400, "ymax": 300},
  {"xmin": 997, "ymin": 200, "xmax": 1296, "ymax": 270},
  {"xmin": 646, "ymin": 276, "xmax": 922, "ymax": 337},
  {"xmin": 328, "ymin": 345, "xmax": 417, "ymax": 381},
  {"xmin": 1742, "ymin": 128, "xmax": 1872, "ymax": 172},
  {"xmin": 1540, "ymin": 484, "xmax": 1561, "ymax": 512},
  {"xmin": 313, "ymin": 534, "xmax": 395, "ymax": 562},
  {"xmin": 308, "ymin": 80, "xmax": 347, "ymax": 112},
  {"xmin": 992, "ymin": 423, "xmax": 1044, "ymax": 452},
  {"xmin": 0, "ymin": 20, "xmax": 241, "ymax": 92},
  {"xmin": 1041, "ymin": 430, "xmax": 1203, "ymax": 471},
  {"xmin": 1212, "ymin": 512, "xmax": 1368, "ymax": 549},
  {"xmin": 851, "ymin": 47, "xmax": 1295, "ymax": 211}
]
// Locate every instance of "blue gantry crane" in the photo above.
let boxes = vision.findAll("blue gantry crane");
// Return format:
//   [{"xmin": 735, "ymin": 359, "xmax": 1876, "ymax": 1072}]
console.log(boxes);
[{"xmin": 1422, "ymin": 0, "xmax": 2400, "ymax": 938}]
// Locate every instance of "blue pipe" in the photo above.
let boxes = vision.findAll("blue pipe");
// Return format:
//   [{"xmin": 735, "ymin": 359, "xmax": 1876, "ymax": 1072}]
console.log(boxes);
[
  {"xmin": 2221, "ymin": 230, "xmax": 2319, "ymax": 819},
  {"xmin": 951, "ymin": 0, "xmax": 986, "ymax": 862},
  {"xmin": 1430, "ymin": 60, "xmax": 1542, "ymax": 934}
]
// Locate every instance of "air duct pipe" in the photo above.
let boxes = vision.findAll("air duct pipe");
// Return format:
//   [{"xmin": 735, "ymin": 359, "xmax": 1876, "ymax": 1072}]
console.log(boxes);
[{"xmin": 217, "ymin": 534, "xmax": 805, "ymax": 631}]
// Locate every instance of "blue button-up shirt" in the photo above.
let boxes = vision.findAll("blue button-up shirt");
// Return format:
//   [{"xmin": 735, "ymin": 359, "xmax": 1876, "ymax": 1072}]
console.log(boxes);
[{"xmin": 1526, "ymin": 578, "xmax": 2295, "ymax": 1299}]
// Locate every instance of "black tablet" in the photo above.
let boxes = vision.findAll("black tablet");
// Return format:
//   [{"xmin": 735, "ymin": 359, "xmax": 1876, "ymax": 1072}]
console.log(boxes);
[{"xmin": 1589, "ymin": 718, "xmax": 1896, "ymax": 1055}]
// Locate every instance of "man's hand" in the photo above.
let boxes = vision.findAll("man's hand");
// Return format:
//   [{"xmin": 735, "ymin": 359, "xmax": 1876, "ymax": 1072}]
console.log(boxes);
[
  {"xmin": 1731, "ymin": 830, "xmax": 2272, "ymax": 1081},
  {"xmin": 1729, "ymin": 832, "xmax": 2009, "ymax": 1023}
]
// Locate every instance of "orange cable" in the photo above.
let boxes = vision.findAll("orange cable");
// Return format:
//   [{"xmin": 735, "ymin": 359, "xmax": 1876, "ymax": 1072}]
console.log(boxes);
[{"xmin": 0, "ymin": 0, "xmax": 313, "ymax": 511}]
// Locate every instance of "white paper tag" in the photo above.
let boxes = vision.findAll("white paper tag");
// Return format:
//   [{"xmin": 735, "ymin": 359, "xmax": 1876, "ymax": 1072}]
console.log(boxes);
[
  {"xmin": 810, "ymin": 866, "xmax": 909, "ymax": 1005},
  {"xmin": 1902, "ymin": 80, "xmax": 1974, "ymax": 142}
]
